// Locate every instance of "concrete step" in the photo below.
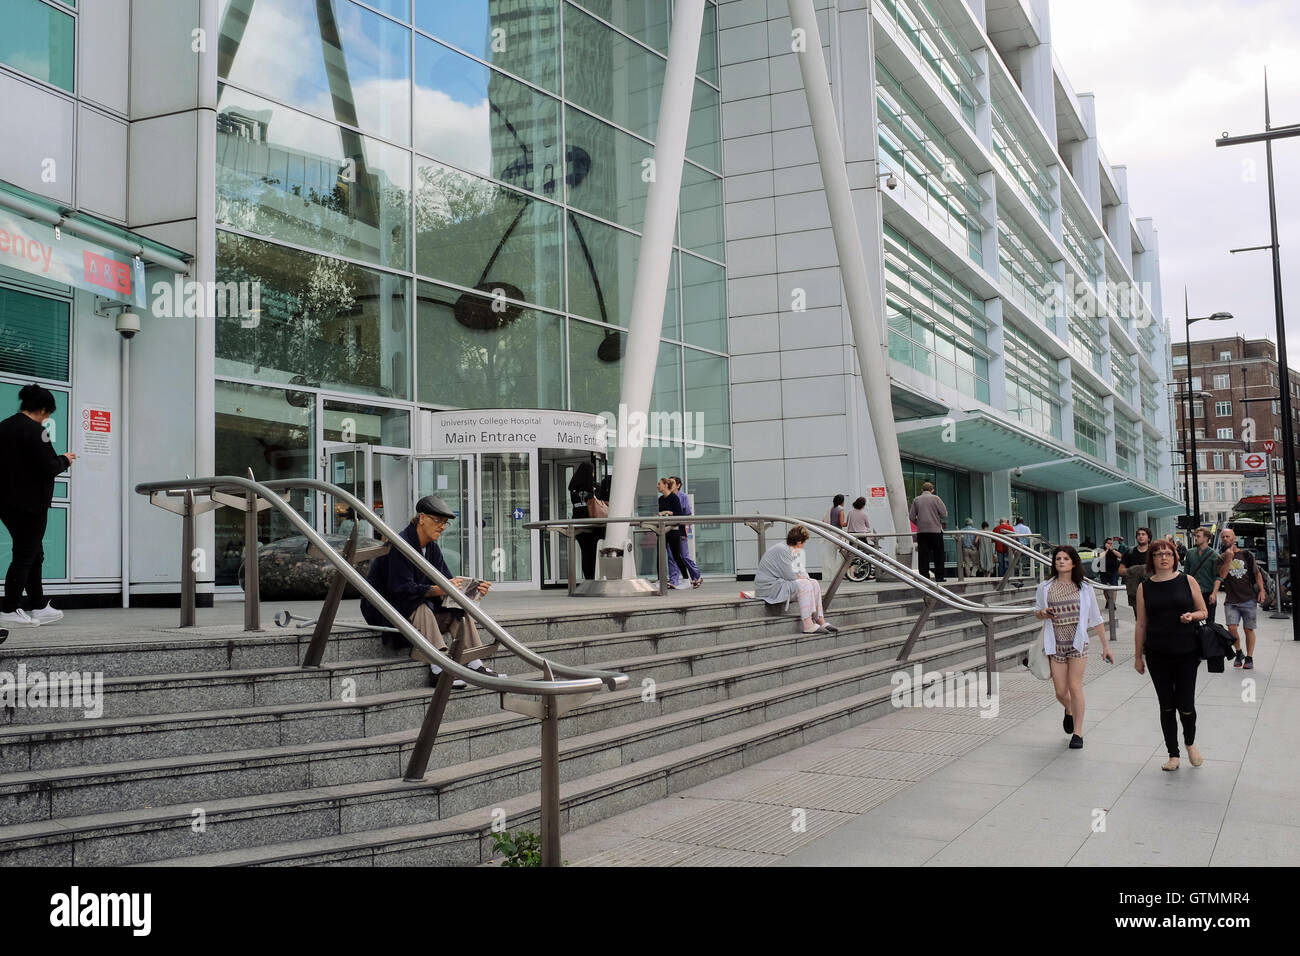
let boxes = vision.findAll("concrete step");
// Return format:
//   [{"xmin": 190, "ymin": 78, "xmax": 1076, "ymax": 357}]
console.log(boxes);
[
  {"xmin": 0, "ymin": 597, "xmax": 1034, "ymax": 773},
  {"xmin": 143, "ymin": 643, "xmax": 1032, "ymax": 867},
  {"xmin": 0, "ymin": 624, "xmax": 1037, "ymax": 863}
]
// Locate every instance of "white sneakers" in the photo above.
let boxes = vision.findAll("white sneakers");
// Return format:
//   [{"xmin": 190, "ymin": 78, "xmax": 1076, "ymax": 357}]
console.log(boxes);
[
  {"xmin": 0, "ymin": 608, "xmax": 40, "ymax": 628},
  {"xmin": 0, "ymin": 605, "xmax": 64, "ymax": 628},
  {"xmin": 30, "ymin": 603, "xmax": 64, "ymax": 625}
]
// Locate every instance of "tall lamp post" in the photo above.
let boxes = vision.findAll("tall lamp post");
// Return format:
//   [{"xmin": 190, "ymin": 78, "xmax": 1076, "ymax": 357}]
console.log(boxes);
[
  {"xmin": 1174, "ymin": 380, "xmax": 1218, "ymax": 527},
  {"xmin": 1183, "ymin": 294, "xmax": 1233, "ymax": 524},
  {"xmin": 1216, "ymin": 73, "xmax": 1300, "ymax": 639}
]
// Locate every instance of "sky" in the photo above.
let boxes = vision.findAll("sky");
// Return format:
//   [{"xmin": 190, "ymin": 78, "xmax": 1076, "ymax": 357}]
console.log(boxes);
[{"xmin": 1048, "ymin": 0, "xmax": 1300, "ymax": 360}]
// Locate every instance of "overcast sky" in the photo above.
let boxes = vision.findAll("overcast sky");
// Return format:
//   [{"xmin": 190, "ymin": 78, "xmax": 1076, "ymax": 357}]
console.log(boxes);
[{"xmin": 1048, "ymin": 0, "xmax": 1300, "ymax": 362}]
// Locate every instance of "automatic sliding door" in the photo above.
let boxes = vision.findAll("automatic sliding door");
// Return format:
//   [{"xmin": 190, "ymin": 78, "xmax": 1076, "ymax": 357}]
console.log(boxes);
[
  {"xmin": 415, "ymin": 457, "xmax": 473, "ymax": 577},
  {"xmin": 481, "ymin": 452, "xmax": 531, "ymax": 583}
]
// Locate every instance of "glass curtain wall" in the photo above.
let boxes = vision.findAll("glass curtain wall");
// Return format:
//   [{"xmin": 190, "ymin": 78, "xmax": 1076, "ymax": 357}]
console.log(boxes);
[{"xmin": 213, "ymin": 0, "xmax": 732, "ymax": 574}]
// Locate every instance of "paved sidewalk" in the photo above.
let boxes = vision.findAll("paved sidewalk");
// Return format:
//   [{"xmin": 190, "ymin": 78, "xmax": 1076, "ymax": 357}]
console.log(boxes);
[{"xmin": 564, "ymin": 612, "xmax": 1300, "ymax": 866}]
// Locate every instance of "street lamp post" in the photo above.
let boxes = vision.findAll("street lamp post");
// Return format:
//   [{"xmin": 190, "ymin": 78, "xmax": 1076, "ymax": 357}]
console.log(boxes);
[
  {"xmin": 1182, "ymin": 294, "xmax": 1233, "ymax": 524},
  {"xmin": 1217, "ymin": 73, "xmax": 1300, "ymax": 640}
]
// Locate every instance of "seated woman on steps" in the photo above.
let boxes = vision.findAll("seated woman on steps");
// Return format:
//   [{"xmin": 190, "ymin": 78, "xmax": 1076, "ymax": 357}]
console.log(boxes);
[{"xmin": 748, "ymin": 525, "xmax": 837, "ymax": 634}]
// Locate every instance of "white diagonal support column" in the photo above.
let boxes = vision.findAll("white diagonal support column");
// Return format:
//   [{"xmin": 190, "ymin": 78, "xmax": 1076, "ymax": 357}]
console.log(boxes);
[
  {"xmin": 785, "ymin": 0, "xmax": 913, "ymax": 560},
  {"xmin": 602, "ymin": 0, "xmax": 707, "ymax": 577}
]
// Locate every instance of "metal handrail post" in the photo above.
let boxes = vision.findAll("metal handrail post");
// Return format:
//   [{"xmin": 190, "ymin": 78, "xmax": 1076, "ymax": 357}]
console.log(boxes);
[
  {"xmin": 896, "ymin": 595, "xmax": 936, "ymax": 662},
  {"xmin": 952, "ymin": 531, "xmax": 965, "ymax": 583},
  {"xmin": 821, "ymin": 547, "xmax": 855, "ymax": 610},
  {"xmin": 303, "ymin": 524, "xmax": 360, "ymax": 668},
  {"xmin": 181, "ymin": 490, "xmax": 196, "ymax": 628},
  {"xmin": 1106, "ymin": 587, "xmax": 1118, "ymax": 642},
  {"xmin": 540, "ymin": 698, "xmax": 561, "ymax": 867},
  {"xmin": 981, "ymin": 613, "xmax": 997, "ymax": 696},
  {"xmin": 243, "ymin": 487, "xmax": 261, "ymax": 632},
  {"xmin": 404, "ymin": 627, "xmax": 460, "ymax": 781},
  {"xmin": 656, "ymin": 520, "xmax": 668, "ymax": 595}
]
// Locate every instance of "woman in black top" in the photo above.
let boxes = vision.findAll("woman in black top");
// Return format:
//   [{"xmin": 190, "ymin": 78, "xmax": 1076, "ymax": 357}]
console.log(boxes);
[
  {"xmin": 0, "ymin": 384, "xmax": 76, "ymax": 628},
  {"xmin": 567, "ymin": 462, "xmax": 604, "ymax": 581},
  {"xmin": 1119, "ymin": 527, "xmax": 1152, "ymax": 616},
  {"xmin": 1134, "ymin": 538, "xmax": 1208, "ymax": 771}
]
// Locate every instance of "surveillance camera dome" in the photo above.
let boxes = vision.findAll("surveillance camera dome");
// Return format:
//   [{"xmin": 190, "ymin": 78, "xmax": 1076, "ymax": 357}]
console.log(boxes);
[
  {"xmin": 115, "ymin": 311, "xmax": 141, "ymax": 340},
  {"xmin": 886, "ymin": 173, "xmax": 898, "ymax": 190}
]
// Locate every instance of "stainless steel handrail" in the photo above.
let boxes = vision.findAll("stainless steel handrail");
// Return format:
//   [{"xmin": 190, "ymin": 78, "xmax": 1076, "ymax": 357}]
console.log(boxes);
[{"xmin": 138, "ymin": 474, "xmax": 628, "ymax": 867}]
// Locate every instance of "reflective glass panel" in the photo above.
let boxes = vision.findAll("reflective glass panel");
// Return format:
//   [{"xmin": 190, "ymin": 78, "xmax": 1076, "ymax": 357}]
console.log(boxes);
[
  {"xmin": 366, "ymin": 0, "xmax": 409, "ymax": 20},
  {"xmin": 566, "ymin": 211, "xmax": 678, "ymax": 336},
  {"xmin": 2, "ymin": 0, "xmax": 74, "ymax": 91},
  {"xmin": 569, "ymin": 0, "xmax": 670, "ymax": 52},
  {"xmin": 680, "ymin": 254, "xmax": 725, "ymax": 353},
  {"xmin": 0, "ymin": 287, "xmax": 70, "ymax": 381},
  {"xmin": 684, "ymin": 444, "xmax": 732, "ymax": 574},
  {"xmin": 322, "ymin": 399, "xmax": 411, "ymax": 446},
  {"xmin": 687, "ymin": 79, "xmax": 721, "ymax": 171},
  {"xmin": 684, "ymin": 347, "xmax": 729, "ymax": 445},
  {"xmin": 214, "ymin": 380, "xmax": 315, "ymax": 585},
  {"xmin": 414, "ymin": 36, "xmax": 562, "ymax": 192},
  {"xmin": 215, "ymin": 232, "xmax": 411, "ymax": 399},
  {"xmin": 414, "ymin": 1, "xmax": 559, "ymax": 91},
  {"xmin": 563, "ymin": 3, "xmax": 664, "ymax": 141},
  {"xmin": 565, "ymin": 107, "xmax": 651, "ymax": 233},
  {"xmin": 567, "ymin": 322, "xmax": 680, "ymax": 425},
  {"xmin": 216, "ymin": 85, "xmax": 411, "ymax": 270},
  {"xmin": 415, "ymin": 280, "xmax": 564, "ymax": 408},
  {"xmin": 679, "ymin": 163, "xmax": 723, "ymax": 261},
  {"xmin": 218, "ymin": 0, "xmax": 411, "ymax": 144},
  {"xmin": 415, "ymin": 160, "xmax": 564, "ymax": 312},
  {"xmin": 695, "ymin": 1, "xmax": 718, "ymax": 85}
]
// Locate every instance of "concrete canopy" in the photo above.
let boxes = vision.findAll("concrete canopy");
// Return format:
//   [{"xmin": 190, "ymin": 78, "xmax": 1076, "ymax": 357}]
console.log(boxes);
[{"xmin": 894, "ymin": 410, "xmax": 1067, "ymax": 473}]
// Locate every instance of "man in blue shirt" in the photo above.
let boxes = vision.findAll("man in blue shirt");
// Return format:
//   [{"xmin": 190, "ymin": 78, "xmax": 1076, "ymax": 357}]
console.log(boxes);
[
  {"xmin": 959, "ymin": 518, "xmax": 978, "ymax": 577},
  {"xmin": 670, "ymin": 476, "xmax": 702, "ymax": 588},
  {"xmin": 361, "ymin": 495, "xmax": 499, "ymax": 686}
]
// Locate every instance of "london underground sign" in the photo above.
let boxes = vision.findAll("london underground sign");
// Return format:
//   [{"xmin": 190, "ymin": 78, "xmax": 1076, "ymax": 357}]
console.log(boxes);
[{"xmin": 1244, "ymin": 452, "xmax": 1267, "ymax": 473}]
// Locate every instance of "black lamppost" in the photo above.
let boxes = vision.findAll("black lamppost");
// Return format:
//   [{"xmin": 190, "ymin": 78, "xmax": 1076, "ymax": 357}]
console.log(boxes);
[
  {"xmin": 1183, "ymin": 294, "xmax": 1233, "ymax": 524},
  {"xmin": 1216, "ymin": 73, "xmax": 1299, "ymax": 639}
]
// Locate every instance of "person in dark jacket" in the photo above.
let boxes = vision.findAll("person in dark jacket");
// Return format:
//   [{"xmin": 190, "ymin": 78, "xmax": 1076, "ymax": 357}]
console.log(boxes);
[
  {"xmin": 568, "ymin": 461, "xmax": 604, "ymax": 580},
  {"xmin": 0, "ymin": 384, "xmax": 76, "ymax": 628},
  {"xmin": 359, "ymin": 495, "xmax": 498, "ymax": 687}
]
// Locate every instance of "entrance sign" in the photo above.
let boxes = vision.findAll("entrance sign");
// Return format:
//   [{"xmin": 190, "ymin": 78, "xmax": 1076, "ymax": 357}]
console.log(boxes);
[
  {"xmin": 422, "ymin": 409, "xmax": 608, "ymax": 455},
  {"xmin": 0, "ymin": 210, "xmax": 147, "ymax": 307}
]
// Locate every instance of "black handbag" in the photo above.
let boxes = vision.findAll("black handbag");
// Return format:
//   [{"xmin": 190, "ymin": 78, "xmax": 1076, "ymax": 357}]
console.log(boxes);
[{"xmin": 1197, "ymin": 621, "xmax": 1235, "ymax": 672}]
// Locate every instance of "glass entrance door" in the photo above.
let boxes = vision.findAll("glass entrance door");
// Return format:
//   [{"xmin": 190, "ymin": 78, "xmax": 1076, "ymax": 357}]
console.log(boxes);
[
  {"xmin": 322, "ymin": 442, "xmax": 373, "ymax": 538},
  {"xmin": 480, "ymin": 452, "xmax": 532, "ymax": 583},
  {"xmin": 414, "ymin": 457, "xmax": 474, "ymax": 578}
]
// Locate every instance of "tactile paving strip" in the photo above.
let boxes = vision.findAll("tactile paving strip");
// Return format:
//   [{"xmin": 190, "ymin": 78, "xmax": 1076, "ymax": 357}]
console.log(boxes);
[
  {"xmin": 804, "ymin": 748, "xmax": 955, "ymax": 780},
  {"xmin": 837, "ymin": 727, "xmax": 990, "ymax": 755},
  {"xmin": 647, "ymin": 801, "xmax": 856, "ymax": 855},
  {"xmin": 740, "ymin": 772, "xmax": 912, "ymax": 813},
  {"xmin": 871, "ymin": 710, "xmax": 1016, "ymax": 734},
  {"xmin": 573, "ymin": 838, "xmax": 778, "ymax": 867}
]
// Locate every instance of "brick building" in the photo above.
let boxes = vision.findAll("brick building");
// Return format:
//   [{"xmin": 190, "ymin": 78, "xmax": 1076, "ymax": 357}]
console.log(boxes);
[{"xmin": 1171, "ymin": 335, "xmax": 1300, "ymax": 526}]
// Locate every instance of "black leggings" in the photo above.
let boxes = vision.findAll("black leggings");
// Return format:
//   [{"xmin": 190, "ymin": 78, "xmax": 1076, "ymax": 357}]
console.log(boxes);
[
  {"xmin": 1145, "ymin": 652, "xmax": 1200, "ymax": 757},
  {"xmin": 1, "ymin": 507, "xmax": 48, "ymax": 613}
]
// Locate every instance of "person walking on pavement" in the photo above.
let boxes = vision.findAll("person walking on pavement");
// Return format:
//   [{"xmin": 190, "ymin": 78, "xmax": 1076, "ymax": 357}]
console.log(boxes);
[
  {"xmin": 1119, "ymin": 527, "xmax": 1153, "ymax": 619},
  {"xmin": 1099, "ymin": 538, "xmax": 1122, "ymax": 586},
  {"xmin": 1217, "ymin": 527, "xmax": 1266, "ymax": 670},
  {"xmin": 977, "ymin": 521, "xmax": 996, "ymax": 577},
  {"xmin": 1134, "ymin": 538, "xmax": 1208, "ymax": 771},
  {"xmin": 909, "ymin": 482, "xmax": 948, "ymax": 582},
  {"xmin": 992, "ymin": 517, "xmax": 1015, "ymax": 577},
  {"xmin": 0, "ymin": 384, "xmax": 76, "ymax": 629},
  {"xmin": 959, "ymin": 518, "xmax": 979, "ymax": 577},
  {"xmin": 1182, "ymin": 527, "xmax": 1221, "ymax": 626},
  {"xmin": 669, "ymin": 476, "xmax": 702, "ymax": 588},
  {"xmin": 1033, "ymin": 546, "xmax": 1113, "ymax": 750}
]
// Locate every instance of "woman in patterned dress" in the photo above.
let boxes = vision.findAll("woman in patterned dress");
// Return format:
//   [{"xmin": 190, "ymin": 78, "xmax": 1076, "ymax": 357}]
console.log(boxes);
[{"xmin": 1033, "ymin": 546, "xmax": 1114, "ymax": 749}]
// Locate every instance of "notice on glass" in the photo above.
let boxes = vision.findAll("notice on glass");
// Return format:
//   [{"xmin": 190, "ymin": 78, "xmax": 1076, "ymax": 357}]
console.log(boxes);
[{"xmin": 80, "ymin": 405, "xmax": 112, "ymax": 456}]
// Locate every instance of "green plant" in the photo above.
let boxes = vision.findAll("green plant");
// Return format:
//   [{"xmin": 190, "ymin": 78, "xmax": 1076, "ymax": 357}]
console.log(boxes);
[{"xmin": 492, "ymin": 829, "xmax": 542, "ymax": 867}]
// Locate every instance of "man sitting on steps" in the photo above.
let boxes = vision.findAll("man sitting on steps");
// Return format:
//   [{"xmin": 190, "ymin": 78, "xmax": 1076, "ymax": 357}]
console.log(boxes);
[{"xmin": 360, "ymin": 495, "xmax": 501, "ymax": 688}]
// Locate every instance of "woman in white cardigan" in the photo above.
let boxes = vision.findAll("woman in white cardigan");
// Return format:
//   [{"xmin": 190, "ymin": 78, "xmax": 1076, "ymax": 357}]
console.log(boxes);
[{"xmin": 1034, "ymin": 546, "xmax": 1114, "ymax": 749}]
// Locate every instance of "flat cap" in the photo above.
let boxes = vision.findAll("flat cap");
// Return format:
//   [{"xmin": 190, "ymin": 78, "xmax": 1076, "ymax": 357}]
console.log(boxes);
[{"xmin": 415, "ymin": 495, "xmax": 456, "ymax": 519}]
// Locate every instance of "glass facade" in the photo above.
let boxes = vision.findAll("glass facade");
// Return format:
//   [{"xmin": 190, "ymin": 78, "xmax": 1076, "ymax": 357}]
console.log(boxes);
[
  {"xmin": 212, "ymin": 0, "xmax": 731, "ymax": 574},
  {"xmin": 997, "ymin": 209, "xmax": 1056, "ymax": 328},
  {"xmin": 2, "ymin": 0, "xmax": 75, "ymax": 92},
  {"xmin": 877, "ymin": 0, "xmax": 979, "ymax": 129},
  {"xmin": 1003, "ymin": 323, "xmax": 1063, "ymax": 439},
  {"xmin": 1072, "ymin": 381, "xmax": 1107, "ymax": 459}
]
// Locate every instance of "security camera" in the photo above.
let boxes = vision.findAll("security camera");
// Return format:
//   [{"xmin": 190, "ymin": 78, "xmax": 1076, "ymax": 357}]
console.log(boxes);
[
  {"xmin": 115, "ymin": 311, "xmax": 141, "ymax": 340},
  {"xmin": 1014, "ymin": 466, "xmax": 1023, "ymax": 478},
  {"xmin": 885, "ymin": 173, "xmax": 898, "ymax": 190}
]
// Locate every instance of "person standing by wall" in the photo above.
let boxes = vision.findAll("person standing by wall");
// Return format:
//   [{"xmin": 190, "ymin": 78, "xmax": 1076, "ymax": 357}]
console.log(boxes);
[
  {"xmin": 909, "ymin": 482, "xmax": 948, "ymax": 582},
  {"xmin": 1182, "ymin": 527, "xmax": 1221, "ymax": 626},
  {"xmin": 827, "ymin": 493, "xmax": 847, "ymax": 531},
  {"xmin": 0, "ymin": 385, "xmax": 76, "ymax": 629},
  {"xmin": 959, "ymin": 517, "xmax": 978, "ymax": 577},
  {"xmin": 992, "ymin": 517, "xmax": 1015, "ymax": 577},
  {"xmin": 1134, "ymin": 538, "xmax": 1207, "ymax": 771},
  {"xmin": 977, "ymin": 521, "xmax": 996, "ymax": 577}
]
